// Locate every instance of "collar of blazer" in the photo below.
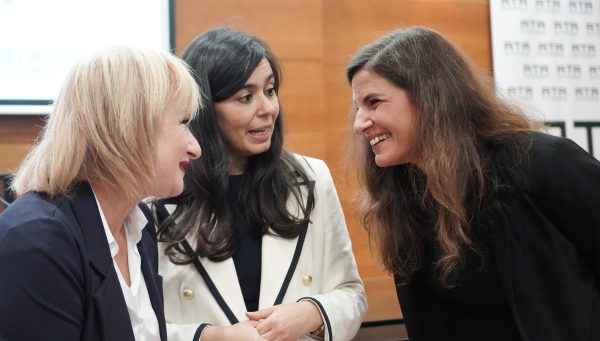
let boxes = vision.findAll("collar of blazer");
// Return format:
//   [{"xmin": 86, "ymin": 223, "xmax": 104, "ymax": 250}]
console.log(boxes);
[
  {"xmin": 69, "ymin": 181, "xmax": 167, "ymax": 340},
  {"xmin": 67, "ymin": 182, "xmax": 137, "ymax": 340},
  {"xmin": 179, "ymin": 178, "xmax": 315, "ymax": 324}
]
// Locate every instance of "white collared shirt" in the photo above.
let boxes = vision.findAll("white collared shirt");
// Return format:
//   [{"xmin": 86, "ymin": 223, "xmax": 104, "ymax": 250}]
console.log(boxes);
[{"xmin": 93, "ymin": 192, "xmax": 160, "ymax": 341}]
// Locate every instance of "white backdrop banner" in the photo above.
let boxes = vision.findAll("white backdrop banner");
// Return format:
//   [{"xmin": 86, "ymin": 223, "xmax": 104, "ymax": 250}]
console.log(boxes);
[{"xmin": 490, "ymin": 0, "xmax": 600, "ymax": 157}]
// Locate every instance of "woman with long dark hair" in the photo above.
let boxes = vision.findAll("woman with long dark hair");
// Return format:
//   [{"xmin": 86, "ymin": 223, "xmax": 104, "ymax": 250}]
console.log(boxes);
[
  {"xmin": 155, "ymin": 28, "xmax": 366, "ymax": 341},
  {"xmin": 347, "ymin": 26, "xmax": 600, "ymax": 341}
]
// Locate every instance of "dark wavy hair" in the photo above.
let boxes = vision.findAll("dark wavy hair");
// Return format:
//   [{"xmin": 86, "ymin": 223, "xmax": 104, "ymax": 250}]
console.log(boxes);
[
  {"xmin": 158, "ymin": 27, "xmax": 315, "ymax": 263},
  {"xmin": 346, "ymin": 26, "xmax": 540, "ymax": 286}
]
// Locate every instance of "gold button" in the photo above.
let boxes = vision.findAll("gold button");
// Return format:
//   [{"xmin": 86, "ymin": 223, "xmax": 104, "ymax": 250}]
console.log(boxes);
[
  {"xmin": 302, "ymin": 275, "xmax": 312, "ymax": 286},
  {"xmin": 182, "ymin": 288, "xmax": 194, "ymax": 300}
]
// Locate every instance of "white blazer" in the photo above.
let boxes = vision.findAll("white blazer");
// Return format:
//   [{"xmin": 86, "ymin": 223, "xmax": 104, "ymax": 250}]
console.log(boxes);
[{"xmin": 159, "ymin": 155, "xmax": 367, "ymax": 340}]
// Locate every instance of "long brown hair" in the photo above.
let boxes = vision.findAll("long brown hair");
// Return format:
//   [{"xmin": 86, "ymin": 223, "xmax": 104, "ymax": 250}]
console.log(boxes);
[{"xmin": 346, "ymin": 27, "xmax": 540, "ymax": 286}]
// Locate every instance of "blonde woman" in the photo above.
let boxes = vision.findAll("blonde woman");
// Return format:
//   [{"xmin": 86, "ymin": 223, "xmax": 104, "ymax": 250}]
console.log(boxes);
[{"xmin": 0, "ymin": 47, "xmax": 201, "ymax": 341}]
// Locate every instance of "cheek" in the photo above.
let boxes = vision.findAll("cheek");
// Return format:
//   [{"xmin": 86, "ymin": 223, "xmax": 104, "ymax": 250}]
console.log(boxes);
[{"xmin": 274, "ymin": 101, "xmax": 281, "ymax": 116}]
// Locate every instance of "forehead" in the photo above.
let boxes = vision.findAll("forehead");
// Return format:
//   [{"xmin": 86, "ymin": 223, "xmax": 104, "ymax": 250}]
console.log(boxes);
[
  {"xmin": 351, "ymin": 69, "xmax": 396, "ymax": 100},
  {"xmin": 247, "ymin": 58, "xmax": 274, "ymax": 82}
]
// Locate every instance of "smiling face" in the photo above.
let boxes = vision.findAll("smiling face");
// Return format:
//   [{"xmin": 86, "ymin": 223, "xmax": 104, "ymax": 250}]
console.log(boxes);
[
  {"xmin": 154, "ymin": 109, "xmax": 201, "ymax": 198},
  {"xmin": 352, "ymin": 68, "xmax": 420, "ymax": 168},
  {"xmin": 214, "ymin": 58, "xmax": 279, "ymax": 174}
]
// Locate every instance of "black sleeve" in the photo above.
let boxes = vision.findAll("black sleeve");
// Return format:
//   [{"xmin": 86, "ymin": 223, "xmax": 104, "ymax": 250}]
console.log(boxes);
[{"xmin": 536, "ymin": 136, "xmax": 600, "ymax": 284}]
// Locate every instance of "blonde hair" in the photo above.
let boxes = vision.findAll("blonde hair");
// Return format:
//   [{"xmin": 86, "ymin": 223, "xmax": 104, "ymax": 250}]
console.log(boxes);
[{"xmin": 12, "ymin": 46, "xmax": 201, "ymax": 202}]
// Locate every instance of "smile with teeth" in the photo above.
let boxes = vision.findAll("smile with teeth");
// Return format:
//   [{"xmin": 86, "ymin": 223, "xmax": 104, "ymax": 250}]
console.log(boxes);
[
  {"xmin": 249, "ymin": 127, "xmax": 270, "ymax": 136},
  {"xmin": 369, "ymin": 133, "xmax": 391, "ymax": 146}
]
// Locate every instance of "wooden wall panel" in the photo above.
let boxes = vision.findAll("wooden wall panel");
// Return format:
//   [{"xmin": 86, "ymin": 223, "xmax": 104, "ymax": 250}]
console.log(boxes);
[
  {"xmin": 323, "ymin": 0, "xmax": 492, "ymax": 69},
  {"xmin": 0, "ymin": 115, "xmax": 43, "ymax": 172},
  {"xmin": 175, "ymin": 0, "xmax": 323, "ymax": 60},
  {"xmin": 0, "ymin": 0, "xmax": 493, "ymax": 324}
]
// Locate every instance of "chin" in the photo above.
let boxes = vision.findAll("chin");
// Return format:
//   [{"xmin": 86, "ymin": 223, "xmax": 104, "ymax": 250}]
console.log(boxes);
[
  {"xmin": 374, "ymin": 157, "xmax": 391, "ymax": 168},
  {"xmin": 250, "ymin": 145, "xmax": 271, "ymax": 156},
  {"xmin": 159, "ymin": 185, "xmax": 184, "ymax": 199}
]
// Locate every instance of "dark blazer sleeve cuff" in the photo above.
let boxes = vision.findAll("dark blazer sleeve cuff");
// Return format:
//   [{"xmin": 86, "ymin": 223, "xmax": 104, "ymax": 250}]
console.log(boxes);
[
  {"xmin": 193, "ymin": 323, "xmax": 212, "ymax": 341},
  {"xmin": 298, "ymin": 296, "xmax": 332, "ymax": 340}
]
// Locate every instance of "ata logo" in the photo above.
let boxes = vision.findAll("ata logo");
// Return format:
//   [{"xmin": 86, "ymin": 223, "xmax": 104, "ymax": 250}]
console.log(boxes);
[
  {"xmin": 541, "ymin": 86, "xmax": 567, "ymax": 100},
  {"xmin": 521, "ymin": 20, "xmax": 546, "ymax": 33},
  {"xmin": 507, "ymin": 86, "xmax": 533, "ymax": 99},
  {"xmin": 523, "ymin": 64, "xmax": 550, "ymax": 78},
  {"xmin": 535, "ymin": 0, "xmax": 561, "ymax": 12},
  {"xmin": 587, "ymin": 23, "xmax": 600, "ymax": 36},
  {"xmin": 504, "ymin": 41, "xmax": 530, "ymax": 55},
  {"xmin": 575, "ymin": 87, "xmax": 599, "ymax": 100},
  {"xmin": 569, "ymin": 0, "xmax": 593, "ymax": 13},
  {"xmin": 554, "ymin": 21, "xmax": 578, "ymax": 35},
  {"xmin": 538, "ymin": 42, "xmax": 564, "ymax": 56},
  {"xmin": 502, "ymin": 0, "xmax": 528, "ymax": 9},
  {"xmin": 556, "ymin": 64, "xmax": 582, "ymax": 79},
  {"xmin": 572, "ymin": 43, "xmax": 596, "ymax": 57},
  {"xmin": 590, "ymin": 65, "xmax": 600, "ymax": 79}
]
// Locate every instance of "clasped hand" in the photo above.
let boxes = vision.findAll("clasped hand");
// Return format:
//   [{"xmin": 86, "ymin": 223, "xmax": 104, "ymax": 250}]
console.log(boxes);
[{"xmin": 245, "ymin": 301, "xmax": 324, "ymax": 341}]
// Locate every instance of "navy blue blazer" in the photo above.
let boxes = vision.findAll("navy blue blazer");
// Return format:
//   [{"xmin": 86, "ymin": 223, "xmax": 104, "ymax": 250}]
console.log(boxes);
[{"xmin": 0, "ymin": 182, "xmax": 166, "ymax": 340}]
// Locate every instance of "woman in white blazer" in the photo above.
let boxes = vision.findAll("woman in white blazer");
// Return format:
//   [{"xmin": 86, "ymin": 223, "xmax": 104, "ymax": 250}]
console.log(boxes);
[{"xmin": 154, "ymin": 28, "xmax": 366, "ymax": 341}]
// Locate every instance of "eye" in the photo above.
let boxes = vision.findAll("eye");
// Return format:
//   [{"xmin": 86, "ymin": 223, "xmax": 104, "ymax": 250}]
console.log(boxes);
[
  {"xmin": 265, "ymin": 87, "xmax": 276, "ymax": 97},
  {"xmin": 239, "ymin": 94, "xmax": 253, "ymax": 103},
  {"xmin": 180, "ymin": 118, "xmax": 191, "ymax": 126},
  {"xmin": 368, "ymin": 98, "xmax": 381, "ymax": 108}
]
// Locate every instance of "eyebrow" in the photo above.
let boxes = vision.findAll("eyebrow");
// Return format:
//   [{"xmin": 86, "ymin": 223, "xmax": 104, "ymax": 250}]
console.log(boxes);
[
  {"xmin": 240, "ymin": 74, "xmax": 275, "ymax": 90},
  {"xmin": 353, "ymin": 92, "xmax": 383, "ymax": 105}
]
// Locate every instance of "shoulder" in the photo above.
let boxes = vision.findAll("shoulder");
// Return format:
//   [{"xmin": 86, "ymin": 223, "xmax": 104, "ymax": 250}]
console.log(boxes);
[
  {"xmin": 290, "ymin": 153, "xmax": 331, "ymax": 180},
  {"xmin": 528, "ymin": 132, "xmax": 576, "ymax": 155},
  {"xmin": 0, "ymin": 192, "xmax": 73, "ymax": 237},
  {"xmin": 0, "ymin": 192, "xmax": 82, "ymax": 266},
  {"xmin": 526, "ymin": 132, "xmax": 593, "ymax": 175}
]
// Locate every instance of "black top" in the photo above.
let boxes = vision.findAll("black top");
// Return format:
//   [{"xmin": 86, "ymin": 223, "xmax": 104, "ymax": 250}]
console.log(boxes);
[
  {"xmin": 227, "ymin": 175, "xmax": 262, "ymax": 312},
  {"xmin": 396, "ymin": 133, "xmax": 600, "ymax": 341},
  {"xmin": 414, "ymin": 223, "xmax": 521, "ymax": 341}
]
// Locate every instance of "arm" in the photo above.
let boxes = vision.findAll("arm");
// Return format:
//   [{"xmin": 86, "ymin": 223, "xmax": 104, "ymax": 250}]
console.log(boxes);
[
  {"xmin": 534, "ymin": 136, "xmax": 600, "ymax": 285},
  {"xmin": 0, "ymin": 213, "xmax": 85, "ymax": 340},
  {"xmin": 200, "ymin": 321, "xmax": 265, "ymax": 341},
  {"xmin": 294, "ymin": 158, "xmax": 367, "ymax": 341},
  {"xmin": 303, "ymin": 162, "xmax": 367, "ymax": 341},
  {"xmin": 166, "ymin": 320, "xmax": 266, "ymax": 341},
  {"xmin": 246, "ymin": 301, "xmax": 323, "ymax": 341}
]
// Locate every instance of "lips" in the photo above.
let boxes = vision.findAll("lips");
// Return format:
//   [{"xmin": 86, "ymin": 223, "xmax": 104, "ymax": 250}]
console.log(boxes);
[
  {"xmin": 369, "ymin": 133, "xmax": 391, "ymax": 146},
  {"xmin": 249, "ymin": 126, "xmax": 271, "ymax": 136},
  {"xmin": 179, "ymin": 160, "xmax": 190, "ymax": 173}
]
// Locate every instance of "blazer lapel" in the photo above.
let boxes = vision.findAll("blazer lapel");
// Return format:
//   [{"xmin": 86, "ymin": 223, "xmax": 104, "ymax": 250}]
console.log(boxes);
[
  {"xmin": 259, "ymin": 178, "xmax": 312, "ymax": 308},
  {"xmin": 259, "ymin": 232, "xmax": 301, "ymax": 308},
  {"xmin": 199, "ymin": 255, "xmax": 248, "ymax": 321},
  {"xmin": 69, "ymin": 182, "xmax": 134, "ymax": 340},
  {"xmin": 139, "ymin": 240, "xmax": 167, "ymax": 340}
]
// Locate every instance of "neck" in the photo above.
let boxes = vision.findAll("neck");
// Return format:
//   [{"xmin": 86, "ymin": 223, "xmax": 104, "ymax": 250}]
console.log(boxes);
[
  {"xmin": 90, "ymin": 182, "xmax": 138, "ymax": 237},
  {"xmin": 228, "ymin": 155, "xmax": 247, "ymax": 175}
]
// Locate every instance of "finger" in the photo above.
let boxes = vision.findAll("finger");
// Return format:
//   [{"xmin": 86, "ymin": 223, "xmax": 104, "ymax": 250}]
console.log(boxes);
[
  {"xmin": 246, "ymin": 306, "xmax": 275, "ymax": 320},
  {"xmin": 246, "ymin": 320, "xmax": 260, "ymax": 328},
  {"xmin": 260, "ymin": 329, "xmax": 277, "ymax": 341},
  {"xmin": 255, "ymin": 319, "xmax": 272, "ymax": 335}
]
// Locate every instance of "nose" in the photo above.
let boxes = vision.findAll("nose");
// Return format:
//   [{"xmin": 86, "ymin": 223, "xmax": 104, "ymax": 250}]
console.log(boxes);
[
  {"xmin": 186, "ymin": 130, "xmax": 201, "ymax": 159},
  {"xmin": 257, "ymin": 93, "xmax": 278, "ymax": 117},
  {"xmin": 353, "ymin": 106, "xmax": 372, "ymax": 135}
]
